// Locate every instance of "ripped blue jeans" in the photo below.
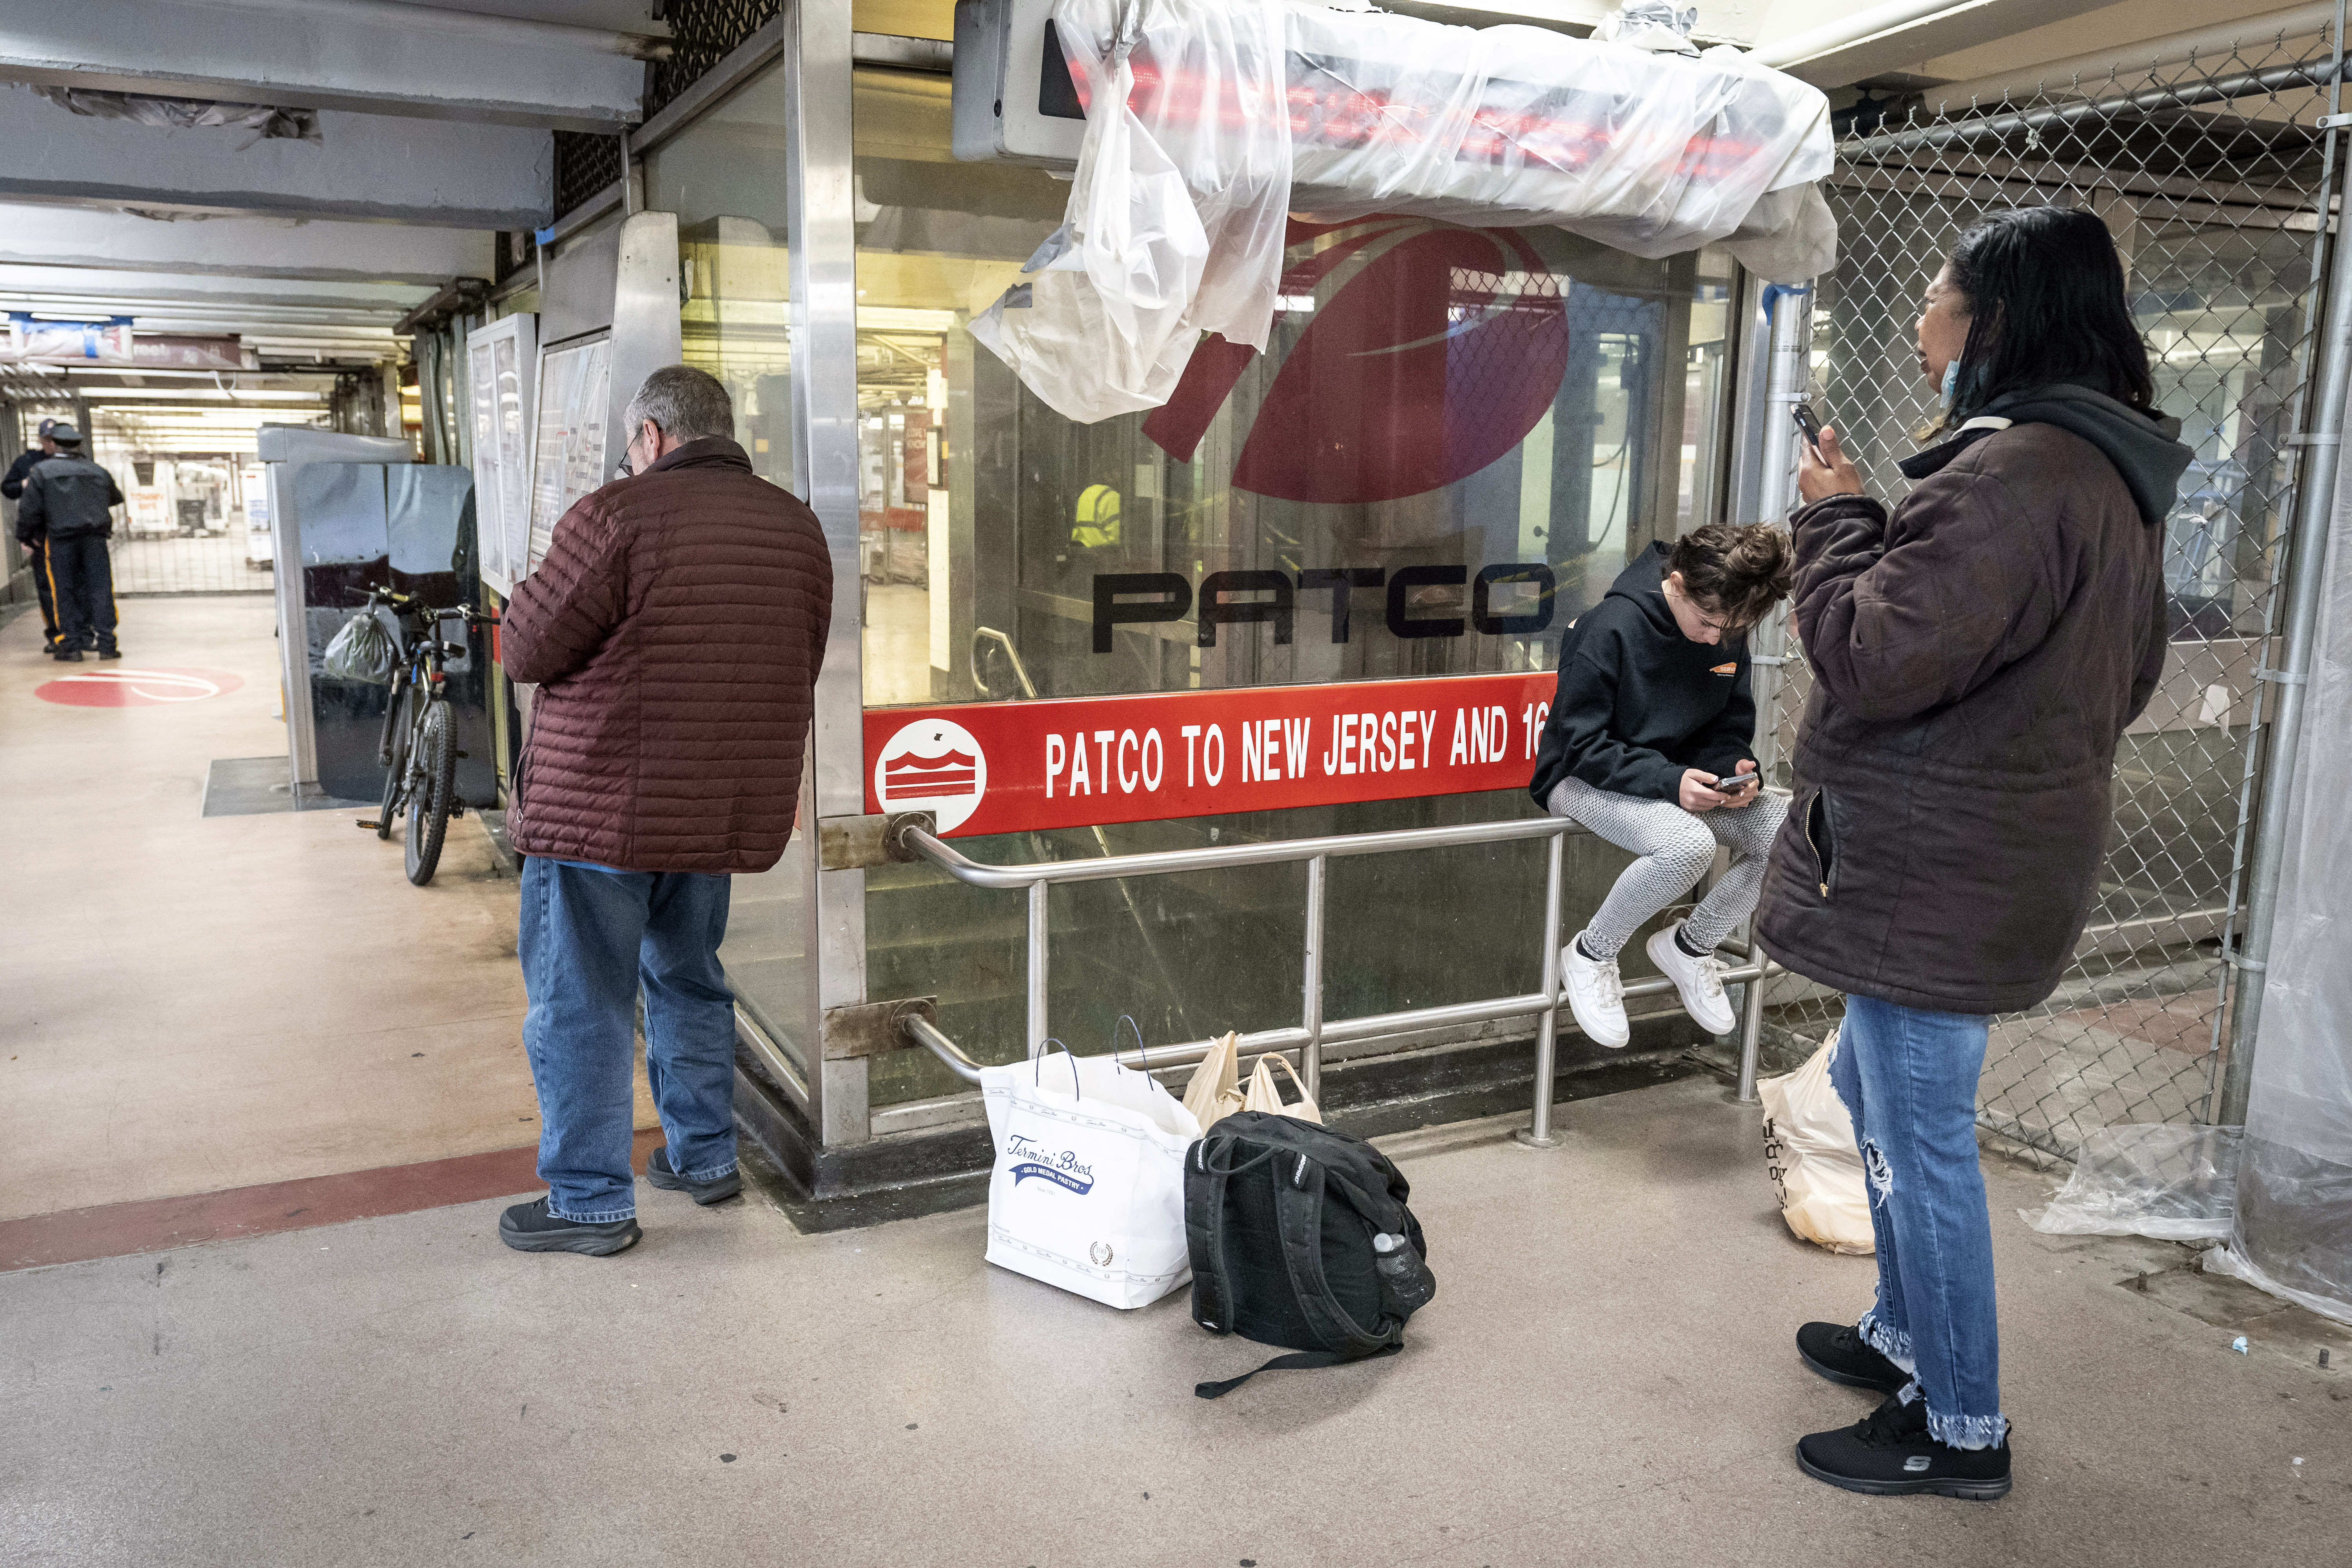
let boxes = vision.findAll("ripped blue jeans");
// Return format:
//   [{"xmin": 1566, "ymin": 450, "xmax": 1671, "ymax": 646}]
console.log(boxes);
[{"xmin": 1827, "ymin": 994, "xmax": 2009, "ymax": 1450}]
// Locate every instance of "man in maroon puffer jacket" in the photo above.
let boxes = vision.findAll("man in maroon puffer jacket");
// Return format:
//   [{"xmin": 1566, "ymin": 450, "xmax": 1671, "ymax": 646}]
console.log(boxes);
[{"xmin": 495, "ymin": 365, "xmax": 833, "ymax": 1256}]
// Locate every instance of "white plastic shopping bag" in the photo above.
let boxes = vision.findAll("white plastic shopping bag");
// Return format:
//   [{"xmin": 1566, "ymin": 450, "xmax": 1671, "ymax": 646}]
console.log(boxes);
[
  {"xmin": 1757, "ymin": 1028, "xmax": 1875, "ymax": 1255},
  {"xmin": 980, "ymin": 1045, "xmax": 1203, "ymax": 1308}
]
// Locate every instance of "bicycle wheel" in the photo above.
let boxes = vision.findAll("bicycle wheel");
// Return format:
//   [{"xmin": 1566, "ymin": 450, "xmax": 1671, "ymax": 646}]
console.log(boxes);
[
  {"xmin": 376, "ymin": 685, "xmax": 410, "ymax": 840},
  {"xmin": 404, "ymin": 700, "xmax": 457, "ymax": 886}
]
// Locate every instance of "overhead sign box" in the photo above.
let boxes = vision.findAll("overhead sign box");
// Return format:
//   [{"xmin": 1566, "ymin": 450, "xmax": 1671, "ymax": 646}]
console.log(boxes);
[{"xmin": 953, "ymin": 0, "xmax": 1087, "ymax": 167}]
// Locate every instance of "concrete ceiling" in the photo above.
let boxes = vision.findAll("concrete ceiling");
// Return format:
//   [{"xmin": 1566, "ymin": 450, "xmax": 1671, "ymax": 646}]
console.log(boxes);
[
  {"xmin": 0, "ymin": 2, "xmax": 639, "ymax": 397},
  {"xmin": 0, "ymin": 0, "xmax": 659, "ymax": 132}
]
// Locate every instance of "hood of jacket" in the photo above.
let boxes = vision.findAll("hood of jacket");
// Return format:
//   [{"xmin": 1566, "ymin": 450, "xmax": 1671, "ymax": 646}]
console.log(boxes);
[
  {"xmin": 1603, "ymin": 539, "xmax": 1677, "ymax": 631},
  {"xmin": 1901, "ymin": 383, "xmax": 2192, "ymax": 528}
]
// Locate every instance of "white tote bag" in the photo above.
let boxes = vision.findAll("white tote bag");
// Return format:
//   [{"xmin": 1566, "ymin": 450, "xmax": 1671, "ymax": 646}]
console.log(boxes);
[
  {"xmin": 1757, "ymin": 1027, "xmax": 1875, "ymax": 1255},
  {"xmin": 980, "ymin": 1045, "xmax": 1203, "ymax": 1309}
]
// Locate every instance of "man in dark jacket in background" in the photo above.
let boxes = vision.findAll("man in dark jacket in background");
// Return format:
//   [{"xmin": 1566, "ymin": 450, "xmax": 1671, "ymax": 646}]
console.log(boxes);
[
  {"xmin": 494, "ymin": 365, "xmax": 833, "ymax": 1257},
  {"xmin": 3, "ymin": 418, "xmax": 65, "ymax": 655},
  {"xmin": 16, "ymin": 425, "xmax": 123, "ymax": 662}
]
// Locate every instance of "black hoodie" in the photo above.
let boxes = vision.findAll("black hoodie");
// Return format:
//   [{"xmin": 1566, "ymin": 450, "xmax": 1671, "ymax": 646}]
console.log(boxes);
[{"xmin": 1525, "ymin": 543, "xmax": 1755, "ymax": 807}]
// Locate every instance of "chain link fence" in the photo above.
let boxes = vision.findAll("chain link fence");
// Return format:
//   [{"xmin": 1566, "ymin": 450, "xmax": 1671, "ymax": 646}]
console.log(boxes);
[{"xmin": 1755, "ymin": 36, "xmax": 2340, "ymax": 1160}]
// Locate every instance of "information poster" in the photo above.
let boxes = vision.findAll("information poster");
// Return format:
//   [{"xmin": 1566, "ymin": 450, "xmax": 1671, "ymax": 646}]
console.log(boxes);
[
  {"xmin": 524, "ymin": 335, "xmax": 612, "ymax": 578},
  {"xmin": 466, "ymin": 340, "xmax": 503, "ymax": 587},
  {"xmin": 492, "ymin": 335, "xmax": 530, "ymax": 583}
]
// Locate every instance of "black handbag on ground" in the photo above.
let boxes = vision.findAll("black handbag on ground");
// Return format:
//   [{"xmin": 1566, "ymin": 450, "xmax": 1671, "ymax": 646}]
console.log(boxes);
[{"xmin": 1183, "ymin": 1110, "xmax": 1436, "ymax": 1399}]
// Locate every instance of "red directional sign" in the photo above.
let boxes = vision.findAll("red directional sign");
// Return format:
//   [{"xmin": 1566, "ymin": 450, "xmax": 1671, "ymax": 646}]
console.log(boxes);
[
  {"xmin": 864, "ymin": 671, "xmax": 1555, "ymax": 838},
  {"xmin": 34, "ymin": 666, "xmax": 246, "ymax": 708}
]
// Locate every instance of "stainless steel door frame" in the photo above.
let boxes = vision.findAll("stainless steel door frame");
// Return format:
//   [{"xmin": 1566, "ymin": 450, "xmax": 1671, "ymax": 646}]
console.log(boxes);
[{"xmin": 788, "ymin": 0, "xmax": 873, "ymax": 1145}]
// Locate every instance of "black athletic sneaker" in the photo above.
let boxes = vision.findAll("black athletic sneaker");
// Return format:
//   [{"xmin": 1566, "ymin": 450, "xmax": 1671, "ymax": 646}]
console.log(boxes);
[
  {"xmin": 55, "ymin": 650, "xmax": 82, "ymax": 662},
  {"xmin": 1797, "ymin": 1321, "xmax": 1910, "ymax": 1395},
  {"xmin": 97, "ymin": 650, "xmax": 122, "ymax": 661},
  {"xmin": 645, "ymin": 1146, "xmax": 743, "ymax": 1205},
  {"xmin": 1797, "ymin": 1393, "xmax": 2013, "ymax": 1500},
  {"xmin": 498, "ymin": 1196, "xmax": 641, "ymax": 1256}
]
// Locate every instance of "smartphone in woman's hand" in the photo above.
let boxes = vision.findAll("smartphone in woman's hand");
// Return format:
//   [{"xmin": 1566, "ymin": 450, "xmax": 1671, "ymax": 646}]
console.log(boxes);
[{"xmin": 1792, "ymin": 401, "xmax": 1824, "ymax": 454}]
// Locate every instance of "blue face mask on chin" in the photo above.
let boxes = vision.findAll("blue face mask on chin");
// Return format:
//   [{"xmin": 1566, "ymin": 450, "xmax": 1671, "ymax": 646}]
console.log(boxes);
[{"xmin": 1940, "ymin": 358, "xmax": 1960, "ymax": 407}]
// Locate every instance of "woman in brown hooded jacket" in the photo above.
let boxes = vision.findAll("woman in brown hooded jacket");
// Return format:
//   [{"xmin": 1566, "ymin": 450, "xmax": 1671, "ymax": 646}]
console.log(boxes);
[{"xmin": 1760, "ymin": 207, "xmax": 2191, "ymax": 1499}]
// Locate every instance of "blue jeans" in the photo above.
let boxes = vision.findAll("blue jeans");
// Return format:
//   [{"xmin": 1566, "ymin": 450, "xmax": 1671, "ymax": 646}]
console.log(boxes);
[
  {"xmin": 1828, "ymin": 994, "xmax": 2009, "ymax": 1450},
  {"xmin": 518, "ymin": 857, "xmax": 739, "ymax": 1221}
]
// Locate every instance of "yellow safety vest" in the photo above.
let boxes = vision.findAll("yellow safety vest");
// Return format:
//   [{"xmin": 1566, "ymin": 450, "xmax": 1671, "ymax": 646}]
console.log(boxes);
[{"xmin": 1071, "ymin": 483, "xmax": 1122, "ymax": 549}]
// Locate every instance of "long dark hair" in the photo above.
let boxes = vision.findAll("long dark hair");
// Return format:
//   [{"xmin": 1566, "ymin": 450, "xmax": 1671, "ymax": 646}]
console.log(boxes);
[{"xmin": 1944, "ymin": 206, "xmax": 2155, "ymax": 424}]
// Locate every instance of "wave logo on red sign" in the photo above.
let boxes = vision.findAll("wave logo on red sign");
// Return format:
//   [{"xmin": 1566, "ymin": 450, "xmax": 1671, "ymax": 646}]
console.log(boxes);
[{"xmin": 874, "ymin": 718, "xmax": 989, "ymax": 832}]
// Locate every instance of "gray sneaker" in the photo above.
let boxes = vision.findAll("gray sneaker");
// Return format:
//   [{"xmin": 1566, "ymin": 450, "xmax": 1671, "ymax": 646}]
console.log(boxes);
[
  {"xmin": 646, "ymin": 1145, "xmax": 743, "ymax": 1205},
  {"xmin": 498, "ymin": 1196, "xmax": 641, "ymax": 1256}
]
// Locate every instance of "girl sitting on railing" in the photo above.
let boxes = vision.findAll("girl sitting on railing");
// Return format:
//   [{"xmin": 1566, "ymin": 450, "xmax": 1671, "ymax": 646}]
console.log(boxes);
[{"xmin": 1525, "ymin": 524, "xmax": 1794, "ymax": 1049}]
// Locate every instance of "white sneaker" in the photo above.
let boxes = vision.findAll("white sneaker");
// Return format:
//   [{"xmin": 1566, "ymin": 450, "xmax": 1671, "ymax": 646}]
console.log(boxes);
[
  {"xmin": 1561, "ymin": 934, "xmax": 1631, "ymax": 1049},
  {"xmin": 1648, "ymin": 923, "xmax": 1738, "ymax": 1036}
]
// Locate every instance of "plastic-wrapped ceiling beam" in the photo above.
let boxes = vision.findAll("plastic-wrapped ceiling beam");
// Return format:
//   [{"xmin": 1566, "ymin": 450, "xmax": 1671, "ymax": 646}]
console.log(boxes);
[
  {"xmin": 963, "ymin": 0, "xmax": 1837, "ymax": 423},
  {"xmin": 1278, "ymin": 5, "xmax": 1834, "ymax": 277}
]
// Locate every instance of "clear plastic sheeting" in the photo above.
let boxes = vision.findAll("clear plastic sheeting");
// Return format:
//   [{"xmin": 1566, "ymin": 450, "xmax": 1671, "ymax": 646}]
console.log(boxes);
[
  {"xmin": 2023, "ymin": 1124, "xmax": 2239, "ymax": 1242},
  {"xmin": 1283, "ymin": 6, "xmax": 1833, "ymax": 281},
  {"xmin": 2228, "ymin": 454, "xmax": 2352, "ymax": 1325},
  {"xmin": 2201, "ymin": 1240, "xmax": 2352, "ymax": 1326},
  {"xmin": 970, "ymin": 0, "xmax": 1293, "ymax": 422},
  {"xmin": 1595, "ymin": 2, "xmax": 1700, "ymax": 56},
  {"xmin": 972, "ymin": 0, "xmax": 1836, "ymax": 422}
]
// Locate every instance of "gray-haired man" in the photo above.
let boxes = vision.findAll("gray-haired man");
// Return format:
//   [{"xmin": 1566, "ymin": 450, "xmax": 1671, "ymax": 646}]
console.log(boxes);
[{"xmin": 495, "ymin": 366, "xmax": 833, "ymax": 1255}]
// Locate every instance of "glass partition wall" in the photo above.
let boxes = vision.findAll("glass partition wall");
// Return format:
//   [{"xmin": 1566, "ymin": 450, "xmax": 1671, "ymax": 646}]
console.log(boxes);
[
  {"xmin": 642, "ymin": 66, "xmax": 814, "ymax": 1076},
  {"xmin": 845, "ymin": 58, "xmax": 1742, "ymax": 1111}
]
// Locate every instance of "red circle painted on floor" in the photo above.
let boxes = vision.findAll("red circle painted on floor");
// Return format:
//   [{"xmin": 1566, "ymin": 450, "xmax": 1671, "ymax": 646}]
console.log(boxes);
[{"xmin": 34, "ymin": 666, "xmax": 247, "ymax": 707}]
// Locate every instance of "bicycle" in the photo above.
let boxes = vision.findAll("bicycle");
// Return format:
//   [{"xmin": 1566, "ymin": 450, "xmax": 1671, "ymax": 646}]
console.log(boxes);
[{"xmin": 352, "ymin": 586, "xmax": 492, "ymax": 886}]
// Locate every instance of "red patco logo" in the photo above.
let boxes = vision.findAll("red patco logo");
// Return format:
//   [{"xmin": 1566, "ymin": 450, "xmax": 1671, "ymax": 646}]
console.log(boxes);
[{"xmin": 1144, "ymin": 216, "xmax": 1570, "ymax": 505}]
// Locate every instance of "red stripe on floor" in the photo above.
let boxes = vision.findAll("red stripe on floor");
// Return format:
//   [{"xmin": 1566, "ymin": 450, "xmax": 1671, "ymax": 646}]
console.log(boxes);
[{"xmin": 0, "ymin": 1128, "xmax": 668, "ymax": 1272}]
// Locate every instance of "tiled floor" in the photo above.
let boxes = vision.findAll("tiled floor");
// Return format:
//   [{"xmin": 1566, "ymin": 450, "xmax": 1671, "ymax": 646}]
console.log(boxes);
[{"xmin": 0, "ymin": 596, "xmax": 650, "ymax": 1223}]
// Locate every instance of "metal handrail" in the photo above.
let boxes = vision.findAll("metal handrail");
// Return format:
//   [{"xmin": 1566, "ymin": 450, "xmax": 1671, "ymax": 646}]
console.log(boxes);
[
  {"xmin": 901, "ymin": 815, "xmax": 1571, "ymax": 887},
  {"xmin": 895, "ymin": 817, "xmax": 1774, "ymax": 1145}
]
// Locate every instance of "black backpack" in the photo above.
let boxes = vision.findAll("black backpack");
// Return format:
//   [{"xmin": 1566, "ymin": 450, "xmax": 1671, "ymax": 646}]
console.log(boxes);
[{"xmin": 1183, "ymin": 1111, "xmax": 1436, "ymax": 1399}]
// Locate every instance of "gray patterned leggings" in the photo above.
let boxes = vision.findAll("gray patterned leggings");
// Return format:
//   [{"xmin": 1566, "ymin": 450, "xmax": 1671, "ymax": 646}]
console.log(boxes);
[{"xmin": 1545, "ymin": 775, "xmax": 1791, "ymax": 960}]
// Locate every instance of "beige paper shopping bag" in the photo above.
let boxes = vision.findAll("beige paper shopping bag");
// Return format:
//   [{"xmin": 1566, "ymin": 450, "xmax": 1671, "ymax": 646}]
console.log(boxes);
[
  {"xmin": 1182, "ymin": 1031, "xmax": 1245, "ymax": 1131},
  {"xmin": 1243, "ymin": 1052, "xmax": 1322, "ymax": 1124}
]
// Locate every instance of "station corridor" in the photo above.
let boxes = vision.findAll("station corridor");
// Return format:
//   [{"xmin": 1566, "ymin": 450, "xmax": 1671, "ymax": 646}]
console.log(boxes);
[
  {"xmin": 10, "ymin": 2, "xmax": 2352, "ymax": 1562},
  {"xmin": 1, "ymin": 597, "xmax": 2346, "ymax": 1565}
]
